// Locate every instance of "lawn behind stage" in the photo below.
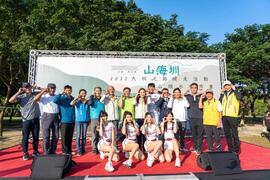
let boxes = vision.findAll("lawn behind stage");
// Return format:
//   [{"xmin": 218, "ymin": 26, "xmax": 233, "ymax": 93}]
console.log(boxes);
[{"xmin": 1, "ymin": 138, "xmax": 270, "ymax": 178}]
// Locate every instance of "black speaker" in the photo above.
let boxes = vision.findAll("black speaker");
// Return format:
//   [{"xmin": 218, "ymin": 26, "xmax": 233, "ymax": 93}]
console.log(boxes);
[
  {"xmin": 197, "ymin": 151, "xmax": 242, "ymax": 175},
  {"xmin": 31, "ymin": 154, "xmax": 75, "ymax": 179},
  {"xmin": 197, "ymin": 152, "xmax": 212, "ymax": 170}
]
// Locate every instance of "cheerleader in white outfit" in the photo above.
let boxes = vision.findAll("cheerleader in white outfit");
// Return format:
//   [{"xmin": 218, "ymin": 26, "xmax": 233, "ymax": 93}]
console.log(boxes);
[
  {"xmin": 141, "ymin": 112, "xmax": 165, "ymax": 167},
  {"xmin": 121, "ymin": 111, "xmax": 145, "ymax": 168},
  {"xmin": 160, "ymin": 112, "xmax": 181, "ymax": 167},
  {"xmin": 97, "ymin": 111, "xmax": 119, "ymax": 172}
]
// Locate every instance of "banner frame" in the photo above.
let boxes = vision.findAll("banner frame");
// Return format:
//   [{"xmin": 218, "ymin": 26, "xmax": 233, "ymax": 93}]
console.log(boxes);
[{"xmin": 28, "ymin": 50, "xmax": 227, "ymax": 88}]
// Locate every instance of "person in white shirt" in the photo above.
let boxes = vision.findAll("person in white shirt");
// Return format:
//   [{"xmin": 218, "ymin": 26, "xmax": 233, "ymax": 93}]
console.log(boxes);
[
  {"xmin": 100, "ymin": 86, "xmax": 119, "ymax": 126},
  {"xmin": 141, "ymin": 112, "xmax": 165, "ymax": 167},
  {"xmin": 160, "ymin": 111, "xmax": 181, "ymax": 167},
  {"xmin": 97, "ymin": 111, "xmax": 119, "ymax": 172},
  {"xmin": 147, "ymin": 83, "xmax": 161, "ymax": 124},
  {"xmin": 121, "ymin": 111, "xmax": 145, "ymax": 168},
  {"xmin": 134, "ymin": 88, "xmax": 148, "ymax": 150},
  {"xmin": 167, "ymin": 88, "xmax": 190, "ymax": 152},
  {"xmin": 34, "ymin": 83, "xmax": 59, "ymax": 155},
  {"xmin": 100, "ymin": 86, "xmax": 119, "ymax": 150}
]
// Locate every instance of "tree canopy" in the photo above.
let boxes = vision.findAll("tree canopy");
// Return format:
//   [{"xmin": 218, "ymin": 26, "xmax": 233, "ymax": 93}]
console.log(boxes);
[
  {"xmin": 0, "ymin": 0, "xmax": 269, "ymax": 115},
  {"xmin": 0, "ymin": 0, "xmax": 210, "ymax": 102},
  {"xmin": 211, "ymin": 24, "xmax": 270, "ymax": 116}
]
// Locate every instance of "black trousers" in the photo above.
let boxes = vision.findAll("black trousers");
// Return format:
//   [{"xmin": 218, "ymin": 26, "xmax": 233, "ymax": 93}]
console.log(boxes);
[
  {"xmin": 41, "ymin": 113, "xmax": 60, "ymax": 155},
  {"xmin": 61, "ymin": 123, "xmax": 74, "ymax": 154},
  {"xmin": 22, "ymin": 118, "xmax": 40, "ymax": 154},
  {"xmin": 204, "ymin": 125, "xmax": 221, "ymax": 151},
  {"xmin": 190, "ymin": 118, "xmax": 203, "ymax": 152},
  {"xmin": 136, "ymin": 118, "xmax": 146, "ymax": 151},
  {"xmin": 176, "ymin": 121, "xmax": 186, "ymax": 149},
  {"xmin": 222, "ymin": 116, "xmax": 240, "ymax": 154}
]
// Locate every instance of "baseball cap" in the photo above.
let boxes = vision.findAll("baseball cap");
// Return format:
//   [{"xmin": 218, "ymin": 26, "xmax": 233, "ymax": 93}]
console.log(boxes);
[
  {"xmin": 223, "ymin": 80, "xmax": 232, "ymax": 87},
  {"xmin": 205, "ymin": 89, "xmax": 214, "ymax": 94},
  {"xmin": 47, "ymin": 83, "xmax": 56, "ymax": 89},
  {"xmin": 22, "ymin": 82, "xmax": 31, "ymax": 88}
]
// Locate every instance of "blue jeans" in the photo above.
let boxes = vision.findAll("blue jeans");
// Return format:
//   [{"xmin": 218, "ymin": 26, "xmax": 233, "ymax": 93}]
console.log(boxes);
[{"xmin": 75, "ymin": 122, "xmax": 88, "ymax": 153}]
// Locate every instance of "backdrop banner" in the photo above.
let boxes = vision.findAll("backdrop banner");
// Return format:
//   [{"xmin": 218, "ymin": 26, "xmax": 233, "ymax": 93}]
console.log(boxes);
[{"xmin": 29, "ymin": 51, "xmax": 226, "ymax": 97}]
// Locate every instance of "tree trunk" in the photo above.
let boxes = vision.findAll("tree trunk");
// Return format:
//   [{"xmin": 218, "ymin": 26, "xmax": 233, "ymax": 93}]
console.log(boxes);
[
  {"xmin": 264, "ymin": 96, "xmax": 270, "ymax": 111},
  {"xmin": 9, "ymin": 108, "xmax": 14, "ymax": 123},
  {"xmin": 250, "ymin": 96, "xmax": 257, "ymax": 119},
  {"xmin": 0, "ymin": 85, "xmax": 11, "ymax": 136},
  {"xmin": 0, "ymin": 110, "xmax": 5, "ymax": 136},
  {"xmin": 240, "ymin": 109, "xmax": 246, "ymax": 126}
]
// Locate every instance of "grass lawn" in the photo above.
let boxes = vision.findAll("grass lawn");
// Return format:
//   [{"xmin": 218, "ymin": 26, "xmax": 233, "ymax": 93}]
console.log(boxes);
[{"xmin": 240, "ymin": 135, "xmax": 270, "ymax": 148}]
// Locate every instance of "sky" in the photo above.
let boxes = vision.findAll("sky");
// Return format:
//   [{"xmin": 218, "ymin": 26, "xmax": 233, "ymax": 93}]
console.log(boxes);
[{"xmin": 133, "ymin": 0, "xmax": 270, "ymax": 44}]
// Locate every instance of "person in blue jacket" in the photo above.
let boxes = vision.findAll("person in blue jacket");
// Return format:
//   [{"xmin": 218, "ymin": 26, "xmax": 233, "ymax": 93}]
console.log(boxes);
[
  {"xmin": 156, "ymin": 88, "xmax": 171, "ymax": 125},
  {"xmin": 71, "ymin": 89, "xmax": 90, "ymax": 156},
  {"xmin": 88, "ymin": 87, "xmax": 105, "ymax": 154},
  {"xmin": 53, "ymin": 85, "xmax": 75, "ymax": 155}
]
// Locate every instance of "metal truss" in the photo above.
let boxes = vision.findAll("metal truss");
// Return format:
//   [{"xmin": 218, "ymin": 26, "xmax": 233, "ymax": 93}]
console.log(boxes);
[
  {"xmin": 28, "ymin": 50, "xmax": 227, "ymax": 85},
  {"xmin": 28, "ymin": 50, "xmax": 38, "ymax": 85}
]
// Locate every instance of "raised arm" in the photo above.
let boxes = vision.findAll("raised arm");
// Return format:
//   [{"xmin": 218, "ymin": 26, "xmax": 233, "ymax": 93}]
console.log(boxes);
[
  {"xmin": 99, "ymin": 120, "xmax": 104, "ymax": 137},
  {"xmin": 53, "ymin": 93, "xmax": 62, "ymax": 105},
  {"xmin": 167, "ymin": 97, "xmax": 173, "ymax": 109},
  {"xmin": 140, "ymin": 118, "xmax": 147, "ymax": 135},
  {"xmin": 100, "ymin": 94, "xmax": 107, "ymax": 103},
  {"xmin": 156, "ymin": 97, "xmax": 164, "ymax": 109},
  {"xmin": 121, "ymin": 118, "xmax": 127, "ymax": 135},
  {"xmin": 70, "ymin": 94, "xmax": 80, "ymax": 106},
  {"xmin": 173, "ymin": 119, "xmax": 178, "ymax": 134},
  {"xmin": 87, "ymin": 95, "xmax": 95, "ymax": 106},
  {"xmin": 156, "ymin": 125, "xmax": 161, "ymax": 135},
  {"xmin": 9, "ymin": 88, "xmax": 23, "ymax": 103},
  {"xmin": 183, "ymin": 96, "xmax": 190, "ymax": 108},
  {"xmin": 135, "ymin": 124, "xmax": 140, "ymax": 135},
  {"xmin": 199, "ymin": 93, "xmax": 205, "ymax": 109},
  {"xmin": 219, "ymin": 87, "xmax": 225, "ymax": 103},
  {"xmin": 160, "ymin": 121, "xmax": 165, "ymax": 134},
  {"xmin": 154, "ymin": 95, "xmax": 162, "ymax": 106},
  {"xmin": 33, "ymin": 88, "xmax": 48, "ymax": 102},
  {"xmin": 118, "ymin": 95, "xmax": 124, "ymax": 109},
  {"xmin": 160, "ymin": 117, "xmax": 166, "ymax": 134}
]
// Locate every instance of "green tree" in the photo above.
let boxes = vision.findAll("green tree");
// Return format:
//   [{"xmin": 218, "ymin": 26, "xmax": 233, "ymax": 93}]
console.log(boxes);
[
  {"xmin": 0, "ymin": 0, "xmax": 210, "ymax": 135},
  {"xmin": 216, "ymin": 24, "xmax": 270, "ymax": 118},
  {"xmin": 0, "ymin": 1, "xmax": 36, "ymax": 135}
]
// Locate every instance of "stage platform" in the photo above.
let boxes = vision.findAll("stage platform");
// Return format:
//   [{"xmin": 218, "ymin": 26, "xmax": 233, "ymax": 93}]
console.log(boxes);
[{"xmin": 1, "ymin": 138, "xmax": 270, "ymax": 179}]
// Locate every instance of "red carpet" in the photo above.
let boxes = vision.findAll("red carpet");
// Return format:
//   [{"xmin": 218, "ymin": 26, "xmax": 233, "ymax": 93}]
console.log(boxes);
[{"xmin": 1, "ymin": 138, "xmax": 270, "ymax": 178}]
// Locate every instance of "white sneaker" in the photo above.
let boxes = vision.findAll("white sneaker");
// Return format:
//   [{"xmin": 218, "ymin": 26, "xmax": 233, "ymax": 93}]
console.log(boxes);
[
  {"xmin": 195, "ymin": 150, "xmax": 201, "ymax": 156},
  {"xmin": 122, "ymin": 159, "xmax": 132, "ymax": 168},
  {"xmin": 105, "ymin": 161, "xmax": 114, "ymax": 172},
  {"xmin": 175, "ymin": 158, "xmax": 181, "ymax": 167},
  {"xmin": 124, "ymin": 152, "xmax": 129, "ymax": 158},
  {"xmin": 100, "ymin": 151, "xmax": 105, "ymax": 160},
  {"xmin": 147, "ymin": 154, "xmax": 154, "ymax": 167}
]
